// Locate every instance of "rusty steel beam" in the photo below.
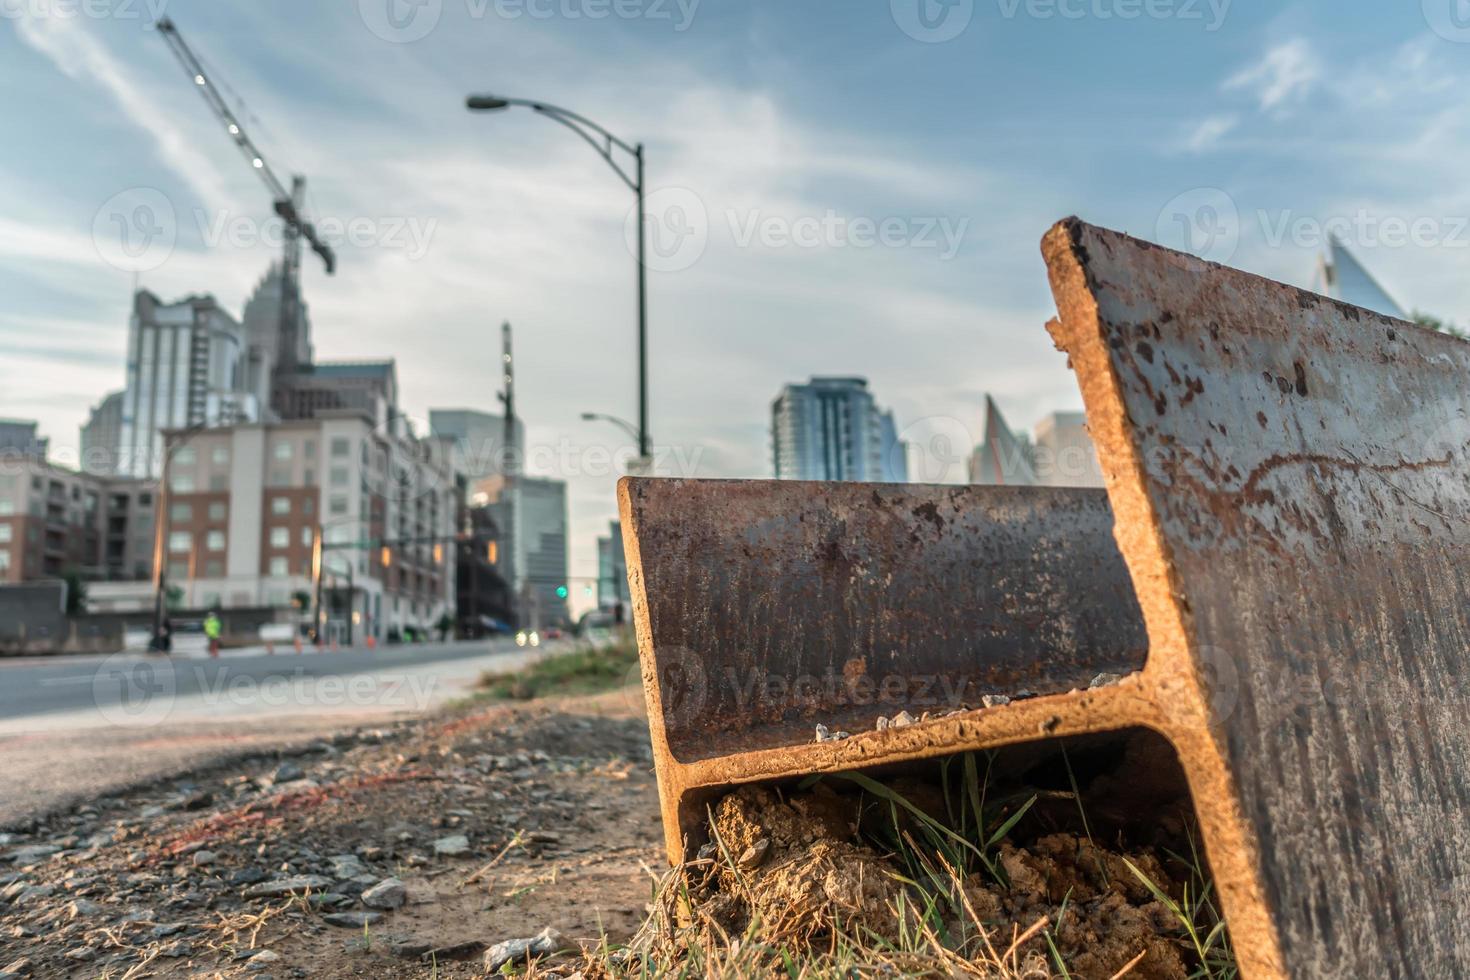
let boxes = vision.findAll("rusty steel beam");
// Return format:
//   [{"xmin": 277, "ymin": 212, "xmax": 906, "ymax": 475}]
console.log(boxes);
[
  {"xmin": 621, "ymin": 217, "xmax": 1470, "ymax": 979},
  {"xmin": 1042, "ymin": 217, "xmax": 1470, "ymax": 979},
  {"xmin": 617, "ymin": 479, "xmax": 1150, "ymax": 859}
]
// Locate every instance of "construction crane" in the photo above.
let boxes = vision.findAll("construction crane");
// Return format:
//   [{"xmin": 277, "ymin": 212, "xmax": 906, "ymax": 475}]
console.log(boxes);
[{"xmin": 155, "ymin": 16, "xmax": 335, "ymax": 372}]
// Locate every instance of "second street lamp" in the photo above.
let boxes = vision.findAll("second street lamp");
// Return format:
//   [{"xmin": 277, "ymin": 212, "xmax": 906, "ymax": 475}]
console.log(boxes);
[{"xmin": 466, "ymin": 94, "xmax": 651, "ymax": 467}]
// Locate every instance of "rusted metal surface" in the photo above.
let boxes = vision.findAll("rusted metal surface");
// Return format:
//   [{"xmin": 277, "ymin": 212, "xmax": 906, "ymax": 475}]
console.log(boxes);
[
  {"xmin": 624, "ymin": 217, "xmax": 1469, "ymax": 980},
  {"xmin": 621, "ymin": 480, "xmax": 1144, "ymax": 760},
  {"xmin": 618, "ymin": 479, "xmax": 1151, "ymax": 861},
  {"xmin": 1043, "ymin": 217, "xmax": 1470, "ymax": 979}
]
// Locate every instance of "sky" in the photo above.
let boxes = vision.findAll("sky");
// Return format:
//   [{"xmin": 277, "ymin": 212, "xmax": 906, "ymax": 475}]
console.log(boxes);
[{"xmin": 3, "ymin": 0, "xmax": 1468, "ymax": 591}]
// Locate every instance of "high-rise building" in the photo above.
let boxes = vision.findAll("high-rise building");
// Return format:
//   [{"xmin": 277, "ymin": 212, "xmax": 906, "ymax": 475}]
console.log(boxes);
[
  {"xmin": 81, "ymin": 392, "xmax": 124, "ymax": 475},
  {"xmin": 117, "ymin": 290, "xmax": 259, "ymax": 479},
  {"xmin": 1313, "ymin": 234, "xmax": 1406, "ymax": 319},
  {"xmin": 273, "ymin": 360, "xmax": 399, "ymax": 429},
  {"xmin": 0, "ymin": 419, "xmax": 48, "ymax": 460},
  {"xmin": 596, "ymin": 519, "xmax": 627, "ymax": 610},
  {"xmin": 430, "ymin": 408, "xmax": 526, "ymax": 482},
  {"xmin": 470, "ymin": 474, "xmax": 568, "ymax": 628},
  {"xmin": 771, "ymin": 376, "xmax": 907, "ymax": 482},
  {"xmin": 968, "ymin": 395, "xmax": 1103, "ymax": 488}
]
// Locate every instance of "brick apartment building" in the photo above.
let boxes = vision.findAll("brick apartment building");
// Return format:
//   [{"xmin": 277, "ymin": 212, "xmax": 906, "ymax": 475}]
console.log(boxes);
[
  {"xmin": 158, "ymin": 413, "xmax": 457, "ymax": 641},
  {"xmin": 0, "ymin": 455, "xmax": 153, "ymax": 585}
]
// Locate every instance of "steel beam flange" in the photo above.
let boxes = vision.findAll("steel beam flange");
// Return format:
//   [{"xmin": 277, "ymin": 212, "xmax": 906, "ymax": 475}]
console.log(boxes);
[{"xmin": 1043, "ymin": 216, "xmax": 1470, "ymax": 979}]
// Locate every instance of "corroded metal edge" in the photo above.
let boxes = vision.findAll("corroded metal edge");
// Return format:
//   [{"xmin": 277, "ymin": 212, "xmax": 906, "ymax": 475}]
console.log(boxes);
[{"xmin": 1041, "ymin": 216, "xmax": 1289, "ymax": 980}]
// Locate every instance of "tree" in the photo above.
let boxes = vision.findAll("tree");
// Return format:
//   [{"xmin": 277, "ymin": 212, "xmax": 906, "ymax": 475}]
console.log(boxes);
[
  {"xmin": 1411, "ymin": 310, "xmax": 1468, "ymax": 341},
  {"xmin": 61, "ymin": 568, "xmax": 87, "ymax": 615}
]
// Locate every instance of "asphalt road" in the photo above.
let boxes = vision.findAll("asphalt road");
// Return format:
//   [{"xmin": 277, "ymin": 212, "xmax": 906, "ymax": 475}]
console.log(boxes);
[{"xmin": 0, "ymin": 638, "xmax": 551, "ymax": 827}]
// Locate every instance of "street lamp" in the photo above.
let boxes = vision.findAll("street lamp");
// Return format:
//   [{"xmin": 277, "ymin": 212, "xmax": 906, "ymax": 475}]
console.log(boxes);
[
  {"xmin": 580, "ymin": 411, "xmax": 640, "ymax": 444},
  {"xmin": 466, "ymin": 94, "xmax": 650, "ymax": 465},
  {"xmin": 150, "ymin": 422, "xmax": 209, "ymax": 650}
]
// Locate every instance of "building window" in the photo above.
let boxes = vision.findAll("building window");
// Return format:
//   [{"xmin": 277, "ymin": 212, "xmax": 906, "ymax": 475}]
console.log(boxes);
[
  {"xmin": 211, "ymin": 445, "xmax": 229, "ymax": 465},
  {"xmin": 271, "ymin": 497, "xmax": 291, "ymax": 516},
  {"xmin": 304, "ymin": 439, "xmax": 316, "ymax": 458},
  {"xmin": 269, "ymin": 557, "xmax": 288, "ymax": 576},
  {"xmin": 170, "ymin": 472, "xmax": 195, "ymax": 493},
  {"xmin": 0, "ymin": 551, "xmax": 9, "ymax": 572},
  {"xmin": 0, "ymin": 501, "xmax": 12, "ymax": 517},
  {"xmin": 330, "ymin": 467, "xmax": 349, "ymax": 487},
  {"xmin": 139, "ymin": 492, "xmax": 152, "ymax": 506},
  {"xmin": 329, "ymin": 496, "xmax": 348, "ymax": 516},
  {"xmin": 169, "ymin": 502, "xmax": 192, "ymax": 522},
  {"xmin": 205, "ymin": 561, "xmax": 224, "ymax": 578},
  {"xmin": 273, "ymin": 442, "xmax": 292, "ymax": 461},
  {"xmin": 206, "ymin": 530, "xmax": 225, "ymax": 552},
  {"xmin": 270, "ymin": 527, "xmax": 289, "ymax": 548},
  {"xmin": 331, "ymin": 437, "xmax": 350, "ymax": 458},
  {"xmin": 208, "ymin": 502, "xmax": 226, "ymax": 521},
  {"xmin": 174, "ymin": 446, "xmax": 196, "ymax": 465},
  {"xmin": 301, "ymin": 526, "xmax": 314, "ymax": 547},
  {"xmin": 167, "ymin": 561, "xmax": 188, "ymax": 580},
  {"xmin": 269, "ymin": 470, "xmax": 291, "ymax": 488},
  {"xmin": 168, "ymin": 530, "xmax": 191, "ymax": 553},
  {"xmin": 0, "ymin": 525, "xmax": 10, "ymax": 544},
  {"xmin": 208, "ymin": 474, "xmax": 228, "ymax": 492},
  {"xmin": 303, "ymin": 497, "xmax": 315, "ymax": 516}
]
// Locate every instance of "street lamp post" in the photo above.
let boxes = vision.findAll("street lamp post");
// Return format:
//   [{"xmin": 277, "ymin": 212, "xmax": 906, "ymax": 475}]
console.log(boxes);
[
  {"xmin": 150, "ymin": 422, "xmax": 209, "ymax": 650},
  {"xmin": 466, "ymin": 95, "xmax": 651, "ymax": 465}
]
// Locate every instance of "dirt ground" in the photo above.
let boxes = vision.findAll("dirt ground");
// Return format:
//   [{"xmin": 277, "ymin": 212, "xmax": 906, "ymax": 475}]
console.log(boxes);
[{"xmin": 0, "ymin": 688, "xmax": 661, "ymax": 979}]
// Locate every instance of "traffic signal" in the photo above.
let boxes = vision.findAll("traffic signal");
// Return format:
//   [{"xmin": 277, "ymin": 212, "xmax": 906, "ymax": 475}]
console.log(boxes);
[{"xmin": 555, "ymin": 585, "xmax": 568, "ymax": 599}]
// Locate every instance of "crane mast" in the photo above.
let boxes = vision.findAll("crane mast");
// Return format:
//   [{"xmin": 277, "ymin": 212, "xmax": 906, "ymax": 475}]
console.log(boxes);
[{"xmin": 155, "ymin": 16, "xmax": 336, "ymax": 374}]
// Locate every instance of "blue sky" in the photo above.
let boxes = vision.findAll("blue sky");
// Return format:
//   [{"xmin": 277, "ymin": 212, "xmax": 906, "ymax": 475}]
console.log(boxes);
[{"xmin": 3, "ymin": 0, "xmax": 1468, "ymax": 583}]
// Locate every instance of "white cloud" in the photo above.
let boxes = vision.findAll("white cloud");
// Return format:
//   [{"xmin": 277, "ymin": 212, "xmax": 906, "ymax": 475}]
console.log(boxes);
[
  {"xmin": 12, "ymin": 12, "xmax": 236, "ymax": 209},
  {"xmin": 1223, "ymin": 38, "xmax": 1320, "ymax": 116},
  {"xmin": 1182, "ymin": 114, "xmax": 1238, "ymax": 153}
]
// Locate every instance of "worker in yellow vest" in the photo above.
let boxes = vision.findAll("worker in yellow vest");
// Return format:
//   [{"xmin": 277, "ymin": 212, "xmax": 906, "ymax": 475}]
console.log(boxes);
[{"xmin": 204, "ymin": 610, "xmax": 222, "ymax": 658}]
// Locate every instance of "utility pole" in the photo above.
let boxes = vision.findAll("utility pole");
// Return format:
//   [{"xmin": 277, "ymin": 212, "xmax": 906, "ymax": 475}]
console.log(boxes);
[{"xmin": 497, "ymin": 322, "xmax": 522, "ymax": 629}]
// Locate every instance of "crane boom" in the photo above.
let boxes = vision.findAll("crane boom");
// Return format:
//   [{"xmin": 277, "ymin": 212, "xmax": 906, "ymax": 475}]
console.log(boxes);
[{"xmin": 155, "ymin": 17, "xmax": 336, "ymax": 276}]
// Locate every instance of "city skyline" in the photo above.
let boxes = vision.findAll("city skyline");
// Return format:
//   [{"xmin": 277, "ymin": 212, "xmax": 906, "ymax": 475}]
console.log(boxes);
[{"xmin": 4, "ymin": 2, "xmax": 1468, "ymax": 589}]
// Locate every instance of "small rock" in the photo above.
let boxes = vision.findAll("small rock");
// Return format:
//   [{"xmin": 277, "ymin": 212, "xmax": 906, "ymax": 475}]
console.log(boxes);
[
  {"xmin": 192, "ymin": 850, "xmax": 217, "ymax": 867},
  {"xmin": 327, "ymin": 854, "xmax": 367, "ymax": 878},
  {"xmin": 361, "ymin": 877, "xmax": 407, "ymax": 910},
  {"xmin": 322, "ymin": 911, "xmax": 383, "ymax": 928},
  {"xmin": 66, "ymin": 898, "xmax": 103, "ymax": 919},
  {"xmin": 271, "ymin": 761, "xmax": 305, "ymax": 783},
  {"xmin": 391, "ymin": 938, "xmax": 433, "ymax": 959},
  {"xmin": 483, "ymin": 928, "xmax": 566, "ymax": 972},
  {"xmin": 432, "ymin": 835, "xmax": 469, "ymax": 857},
  {"xmin": 737, "ymin": 839, "xmax": 769, "ymax": 869},
  {"xmin": 63, "ymin": 948, "xmax": 95, "ymax": 963},
  {"xmin": 814, "ymin": 724, "xmax": 851, "ymax": 743},
  {"xmin": 527, "ymin": 830, "xmax": 560, "ymax": 845},
  {"xmin": 0, "ymin": 957, "xmax": 31, "ymax": 977},
  {"xmin": 174, "ymin": 790, "xmax": 213, "ymax": 811},
  {"xmin": 1089, "ymin": 672, "xmax": 1124, "ymax": 689},
  {"xmin": 6, "ymin": 845, "xmax": 59, "ymax": 865},
  {"xmin": 231, "ymin": 868, "xmax": 269, "ymax": 886},
  {"xmin": 981, "ymin": 694, "xmax": 1012, "ymax": 708},
  {"xmin": 242, "ymin": 875, "xmax": 333, "ymax": 898}
]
